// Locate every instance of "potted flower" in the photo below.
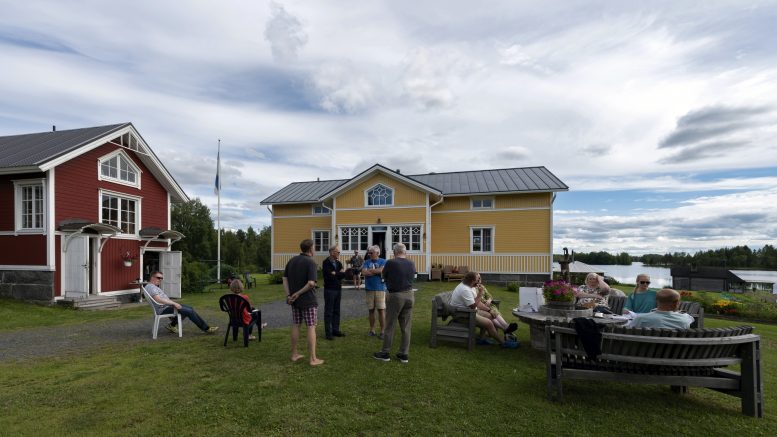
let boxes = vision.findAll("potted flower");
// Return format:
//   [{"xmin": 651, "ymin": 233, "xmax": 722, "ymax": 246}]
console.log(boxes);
[
  {"xmin": 121, "ymin": 250, "xmax": 138, "ymax": 267},
  {"xmin": 542, "ymin": 280, "xmax": 576, "ymax": 309}
]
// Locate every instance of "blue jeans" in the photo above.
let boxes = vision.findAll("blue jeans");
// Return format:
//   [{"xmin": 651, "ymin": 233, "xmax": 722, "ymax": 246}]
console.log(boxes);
[
  {"xmin": 161, "ymin": 304, "xmax": 209, "ymax": 331},
  {"xmin": 324, "ymin": 288, "xmax": 342, "ymax": 337}
]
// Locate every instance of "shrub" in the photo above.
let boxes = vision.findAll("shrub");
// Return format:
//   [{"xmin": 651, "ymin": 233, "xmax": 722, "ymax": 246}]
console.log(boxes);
[
  {"xmin": 506, "ymin": 282, "xmax": 520, "ymax": 292},
  {"xmin": 268, "ymin": 271, "xmax": 284, "ymax": 284}
]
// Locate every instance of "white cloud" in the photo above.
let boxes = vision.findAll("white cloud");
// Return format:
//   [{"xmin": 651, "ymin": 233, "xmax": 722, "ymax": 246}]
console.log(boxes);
[
  {"xmin": 264, "ymin": 1, "xmax": 308, "ymax": 63},
  {"xmin": 2, "ymin": 1, "xmax": 777, "ymax": 254}
]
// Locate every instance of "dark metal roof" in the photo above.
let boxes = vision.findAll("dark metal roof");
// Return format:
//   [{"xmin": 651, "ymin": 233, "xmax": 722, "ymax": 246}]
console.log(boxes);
[
  {"xmin": 261, "ymin": 165, "xmax": 568, "ymax": 204},
  {"xmin": 261, "ymin": 179, "xmax": 348, "ymax": 204},
  {"xmin": 409, "ymin": 166, "xmax": 568, "ymax": 195},
  {"xmin": 0, "ymin": 123, "xmax": 129, "ymax": 168}
]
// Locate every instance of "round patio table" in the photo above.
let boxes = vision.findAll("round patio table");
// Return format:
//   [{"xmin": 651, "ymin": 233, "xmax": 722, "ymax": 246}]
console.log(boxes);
[{"xmin": 512, "ymin": 309, "xmax": 629, "ymax": 350}]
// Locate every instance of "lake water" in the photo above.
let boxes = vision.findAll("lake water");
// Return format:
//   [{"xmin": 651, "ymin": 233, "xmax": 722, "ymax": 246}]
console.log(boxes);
[{"xmin": 590, "ymin": 262, "xmax": 672, "ymax": 288}]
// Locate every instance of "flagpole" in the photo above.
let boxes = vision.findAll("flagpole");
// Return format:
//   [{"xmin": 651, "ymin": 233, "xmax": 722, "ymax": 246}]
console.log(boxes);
[{"xmin": 216, "ymin": 139, "xmax": 221, "ymax": 283}]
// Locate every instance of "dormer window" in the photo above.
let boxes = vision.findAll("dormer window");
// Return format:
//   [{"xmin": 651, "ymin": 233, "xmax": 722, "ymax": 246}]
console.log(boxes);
[
  {"xmin": 98, "ymin": 150, "xmax": 140, "ymax": 188},
  {"xmin": 366, "ymin": 184, "xmax": 393, "ymax": 206}
]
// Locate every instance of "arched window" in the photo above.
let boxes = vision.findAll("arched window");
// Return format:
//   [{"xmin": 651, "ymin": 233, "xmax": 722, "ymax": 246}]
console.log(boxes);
[
  {"xmin": 98, "ymin": 150, "xmax": 140, "ymax": 188},
  {"xmin": 366, "ymin": 184, "xmax": 393, "ymax": 206}
]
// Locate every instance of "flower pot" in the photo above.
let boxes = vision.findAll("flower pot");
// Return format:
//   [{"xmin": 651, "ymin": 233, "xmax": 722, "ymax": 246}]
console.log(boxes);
[
  {"xmin": 545, "ymin": 300, "xmax": 575, "ymax": 310},
  {"xmin": 123, "ymin": 260, "xmax": 133, "ymax": 267}
]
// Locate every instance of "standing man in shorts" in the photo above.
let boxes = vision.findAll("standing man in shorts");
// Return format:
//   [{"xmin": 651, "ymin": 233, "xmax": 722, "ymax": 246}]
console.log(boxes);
[
  {"xmin": 361, "ymin": 245, "xmax": 386, "ymax": 339},
  {"xmin": 283, "ymin": 239, "xmax": 324, "ymax": 366}
]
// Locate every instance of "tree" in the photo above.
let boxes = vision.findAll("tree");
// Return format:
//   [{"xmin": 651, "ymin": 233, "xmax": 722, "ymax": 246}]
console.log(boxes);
[{"xmin": 171, "ymin": 198, "xmax": 215, "ymax": 261}]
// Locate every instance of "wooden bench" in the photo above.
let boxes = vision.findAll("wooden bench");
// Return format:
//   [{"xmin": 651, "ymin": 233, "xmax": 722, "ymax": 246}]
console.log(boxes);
[
  {"xmin": 545, "ymin": 324, "xmax": 763, "ymax": 417},
  {"xmin": 679, "ymin": 301, "xmax": 704, "ymax": 328},
  {"xmin": 430, "ymin": 291, "xmax": 501, "ymax": 351},
  {"xmin": 445, "ymin": 265, "xmax": 469, "ymax": 282},
  {"xmin": 430, "ymin": 291, "xmax": 478, "ymax": 351}
]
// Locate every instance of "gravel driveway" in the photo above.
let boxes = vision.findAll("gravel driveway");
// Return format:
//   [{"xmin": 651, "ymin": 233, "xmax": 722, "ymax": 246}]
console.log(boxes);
[{"xmin": 0, "ymin": 288, "xmax": 369, "ymax": 362}]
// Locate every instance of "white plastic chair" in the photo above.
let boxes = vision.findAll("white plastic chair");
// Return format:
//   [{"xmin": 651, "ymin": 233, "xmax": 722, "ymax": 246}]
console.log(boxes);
[{"xmin": 142, "ymin": 287, "xmax": 183, "ymax": 339}]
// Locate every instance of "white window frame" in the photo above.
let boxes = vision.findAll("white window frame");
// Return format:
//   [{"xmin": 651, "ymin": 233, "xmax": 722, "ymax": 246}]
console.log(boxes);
[
  {"xmin": 97, "ymin": 149, "xmax": 141, "ymax": 189},
  {"xmin": 364, "ymin": 183, "xmax": 394, "ymax": 207},
  {"xmin": 470, "ymin": 226, "xmax": 494, "ymax": 253},
  {"xmin": 390, "ymin": 225, "xmax": 423, "ymax": 252},
  {"xmin": 312, "ymin": 203, "xmax": 331, "ymax": 215},
  {"xmin": 99, "ymin": 189, "xmax": 141, "ymax": 236},
  {"xmin": 312, "ymin": 230, "xmax": 330, "ymax": 252},
  {"xmin": 340, "ymin": 226, "xmax": 369, "ymax": 252},
  {"xmin": 13, "ymin": 178, "xmax": 46, "ymax": 233},
  {"xmin": 471, "ymin": 196, "xmax": 494, "ymax": 209}
]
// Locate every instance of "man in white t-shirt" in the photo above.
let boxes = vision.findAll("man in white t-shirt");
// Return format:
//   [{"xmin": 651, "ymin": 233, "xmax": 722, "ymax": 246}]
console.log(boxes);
[{"xmin": 449, "ymin": 271, "xmax": 511, "ymax": 347}]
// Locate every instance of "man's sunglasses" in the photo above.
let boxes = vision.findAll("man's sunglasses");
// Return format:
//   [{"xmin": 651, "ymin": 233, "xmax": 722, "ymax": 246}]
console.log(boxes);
[
  {"xmin": 154, "ymin": 276, "xmax": 164, "ymax": 280},
  {"xmin": 639, "ymin": 281, "xmax": 650, "ymax": 285}
]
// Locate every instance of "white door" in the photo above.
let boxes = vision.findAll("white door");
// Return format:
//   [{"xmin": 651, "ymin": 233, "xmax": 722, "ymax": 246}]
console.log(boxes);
[
  {"xmin": 160, "ymin": 251, "xmax": 182, "ymax": 298},
  {"xmin": 64, "ymin": 235, "xmax": 89, "ymax": 298}
]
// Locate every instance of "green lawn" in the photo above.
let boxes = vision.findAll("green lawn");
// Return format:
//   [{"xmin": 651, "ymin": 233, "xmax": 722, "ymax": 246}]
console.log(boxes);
[{"xmin": 1, "ymin": 279, "xmax": 775, "ymax": 436}]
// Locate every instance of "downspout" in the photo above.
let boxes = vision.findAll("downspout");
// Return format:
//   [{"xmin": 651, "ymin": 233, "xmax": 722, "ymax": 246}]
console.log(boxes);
[
  {"xmin": 427, "ymin": 195, "xmax": 444, "ymax": 275},
  {"xmin": 549, "ymin": 193, "xmax": 556, "ymax": 278},
  {"xmin": 322, "ymin": 198, "xmax": 336, "ymax": 248},
  {"xmin": 266, "ymin": 206, "xmax": 274, "ymax": 272}
]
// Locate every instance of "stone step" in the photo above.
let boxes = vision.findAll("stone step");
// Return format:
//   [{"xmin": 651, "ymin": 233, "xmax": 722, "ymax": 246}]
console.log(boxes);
[{"xmin": 58, "ymin": 295, "xmax": 121, "ymax": 310}]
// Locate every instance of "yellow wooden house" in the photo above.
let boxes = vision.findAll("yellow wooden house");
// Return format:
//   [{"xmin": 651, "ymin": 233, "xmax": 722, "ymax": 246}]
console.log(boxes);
[{"xmin": 260, "ymin": 164, "xmax": 568, "ymax": 283}]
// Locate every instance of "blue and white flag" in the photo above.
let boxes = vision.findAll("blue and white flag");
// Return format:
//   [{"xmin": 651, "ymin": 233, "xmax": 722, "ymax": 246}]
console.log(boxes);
[{"xmin": 214, "ymin": 141, "xmax": 221, "ymax": 195}]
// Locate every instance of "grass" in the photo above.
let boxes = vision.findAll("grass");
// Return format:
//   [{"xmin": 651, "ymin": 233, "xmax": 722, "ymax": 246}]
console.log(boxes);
[{"xmin": 1, "ymin": 279, "xmax": 776, "ymax": 435}]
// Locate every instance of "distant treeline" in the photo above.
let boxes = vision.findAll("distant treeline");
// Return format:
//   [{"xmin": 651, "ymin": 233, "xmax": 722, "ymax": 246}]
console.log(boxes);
[
  {"xmin": 557, "ymin": 245, "xmax": 777, "ymax": 270},
  {"xmin": 640, "ymin": 245, "xmax": 777, "ymax": 269},
  {"xmin": 171, "ymin": 199, "xmax": 271, "ymax": 291}
]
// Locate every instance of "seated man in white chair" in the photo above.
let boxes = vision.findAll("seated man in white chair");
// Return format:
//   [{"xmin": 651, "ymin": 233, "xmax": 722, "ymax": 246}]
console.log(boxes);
[{"xmin": 145, "ymin": 271, "xmax": 218, "ymax": 334}]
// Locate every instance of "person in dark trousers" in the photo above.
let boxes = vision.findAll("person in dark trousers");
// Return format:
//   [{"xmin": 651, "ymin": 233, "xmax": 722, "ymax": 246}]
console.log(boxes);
[
  {"xmin": 373, "ymin": 243, "xmax": 416, "ymax": 363},
  {"xmin": 283, "ymin": 239, "xmax": 324, "ymax": 366},
  {"xmin": 322, "ymin": 245, "xmax": 347, "ymax": 340}
]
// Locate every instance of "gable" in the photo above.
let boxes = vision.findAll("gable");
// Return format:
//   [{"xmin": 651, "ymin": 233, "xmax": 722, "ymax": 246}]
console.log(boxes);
[{"xmin": 335, "ymin": 173, "xmax": 427, "ymax": 208}]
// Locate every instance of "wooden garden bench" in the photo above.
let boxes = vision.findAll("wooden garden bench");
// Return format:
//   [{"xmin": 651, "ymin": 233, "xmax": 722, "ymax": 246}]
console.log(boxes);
[
  {"xmin": 429, "ymin": 291, "xmax": 500, "ymax": 351},
  {"xmin": 545, "ymin": 324, "xmax": 763, "ymax": 417}
]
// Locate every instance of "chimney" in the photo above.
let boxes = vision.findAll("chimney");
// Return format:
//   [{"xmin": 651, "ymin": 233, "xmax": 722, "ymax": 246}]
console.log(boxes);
[
  {"xmin": 52, "ymin": 125, "xmax": 56, "ymax": 132},
  {"xmin": 396, "ymin": 169, "xmax": 401, "ymax": 174}
]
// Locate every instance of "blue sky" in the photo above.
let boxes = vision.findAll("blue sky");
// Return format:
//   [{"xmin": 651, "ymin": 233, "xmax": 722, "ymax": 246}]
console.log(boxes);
[{"xmin": 1, "ymin": 1, "xmax": 775, "ymax": 255}]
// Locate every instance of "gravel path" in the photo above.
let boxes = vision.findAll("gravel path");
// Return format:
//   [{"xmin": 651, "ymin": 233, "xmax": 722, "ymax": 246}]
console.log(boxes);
[{"xmin": 0, "ymin": 288, "xmax": 369, "ymax": 362}]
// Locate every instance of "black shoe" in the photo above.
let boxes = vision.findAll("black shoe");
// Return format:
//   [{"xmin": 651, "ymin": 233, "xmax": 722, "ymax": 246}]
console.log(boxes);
[
  {"xmin": 504, "ymin": 323, "xmax": 518, "ymax": 335},
  {"xmin": 396, "ymin": 353, "xmax": 409, "ymax": 363},
  {"xmin": 325, "ymin": 335, "xmax": 334, "ymax": 340},
  {"xmin": 333, "ymin": 331, "xmax": 346, "ymax": 337},
  {"xmin": 373, "ymin": 351, "xmax": 391, "ymax": 362}
]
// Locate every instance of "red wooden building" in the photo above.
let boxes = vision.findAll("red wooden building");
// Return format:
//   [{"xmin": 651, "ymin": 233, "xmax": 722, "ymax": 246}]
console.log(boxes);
[{"xmin": 0, "ymin": 123, "xmax": 188, "ymax": 302}]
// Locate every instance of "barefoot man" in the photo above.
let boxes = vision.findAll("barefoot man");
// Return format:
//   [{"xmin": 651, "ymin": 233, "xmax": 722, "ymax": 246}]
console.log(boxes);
[{"xmin": 283, "ymin": 239, "xmax": 324, "ymax": 366}]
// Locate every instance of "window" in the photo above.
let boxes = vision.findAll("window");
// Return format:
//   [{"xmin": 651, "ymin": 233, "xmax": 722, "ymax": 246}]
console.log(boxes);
[
  {"xmin": 312, "ymin": 203, "xmax": 331, "ymax": 215},
  {"xmin": 109, "ymin": 132, "xmax": 143, "ymax": 152},
  {"xmin": 98, "ymin": 150, "xmax": 140, "ymax": 187},
  {"xmin": 101, "ymin": 193, "xmax": 138, "ymax": 234},
  {"xmin": 366, "ymin": 184, "xmax": 393, "ymax": 206},
  {"xmin": 471, "ymin": 227, "xmax": 493, "ymax": 253},
  {"xmin": 341, "ymin": 226, "xmax": 369, "ymax": 251},
  {"xmin": 313, "ymin": 230, "xmax": 330, "ymax": 252},
  {"xmin": 391, "ymin": 225, "xmax": 422, "ymax": 251},
  {"xmin": 471, "ymin": 197, "xmax": 494, "ymax": 209},
  {"xmin": 14, "ymin": 180, "xmax": 45, "ymax": 231}
]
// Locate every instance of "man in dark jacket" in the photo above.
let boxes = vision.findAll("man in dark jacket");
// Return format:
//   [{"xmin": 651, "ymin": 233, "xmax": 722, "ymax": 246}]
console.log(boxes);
[
  {"xmin": 283, "ymin": 239, "xmax": 323, "ymax": 366},
  {"xmin": 323, "ymin": 245, "xmax": 347, "ymax": 340}
]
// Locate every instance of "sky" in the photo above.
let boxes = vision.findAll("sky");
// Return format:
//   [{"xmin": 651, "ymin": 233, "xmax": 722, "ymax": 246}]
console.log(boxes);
[{"xmin": 1, "ymin": 0, "xmax": 776, "ymax": 256}]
